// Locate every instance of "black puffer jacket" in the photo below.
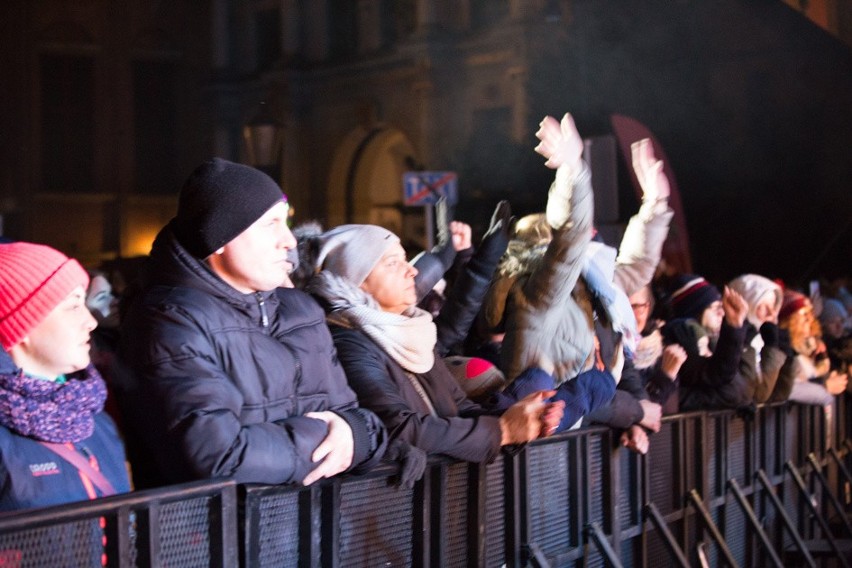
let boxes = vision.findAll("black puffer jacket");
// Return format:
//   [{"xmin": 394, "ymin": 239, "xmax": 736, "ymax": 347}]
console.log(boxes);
[
  {"xmin": 330, "ymin": 325, "xmax": 503, "ymax": 463},
  {"xmin": 120, "ymin": 225, "xmax": 387, "ymax": 486}
]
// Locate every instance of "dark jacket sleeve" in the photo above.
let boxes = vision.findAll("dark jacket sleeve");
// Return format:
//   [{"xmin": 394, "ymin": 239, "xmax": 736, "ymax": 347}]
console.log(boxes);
[
  {"xmin": 124, "ymin": 304, "xmax": 342, "ymax": 485},
  {"xmin": 583, "ymin": 390, "xmax": 645, "ymax": 429},
  {"xmin": 643, "ymin": 366, "xmax": 679, "ymax": 410},
  {"xmin": 434, "ymin": 228, "xmax": 509, "ymax": 356},
  {"xmin": 678, "ymin": 322, "xmax": 750, "ymax": 411},
  {"xmin": 333, "ymin": 328, "xmax": 502, "ymax": 463}
]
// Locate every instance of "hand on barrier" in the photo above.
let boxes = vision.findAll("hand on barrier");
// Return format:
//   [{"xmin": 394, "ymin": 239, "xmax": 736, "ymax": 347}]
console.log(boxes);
[
  {"xmin": 302, "ymin": 411, "xmax": 355, "ymax": 485},
  {"xmin": 540, "ymin": 398, "xmax": 565, "ymax": 438},
  {"xmin": 638, "ymin": 399, "xmax": 662, "ymax": 433},
  {"xmin": 384, "ymin": 440, "xmax": 427, "ymax": 489},
  {"xmin": 825, "ymin": 370, "xmax": 848, "ymax": 395},
  {"xmin": 621, "ymin": 424, "xmax": 650, "ymax": 455},
  {"xmin": 499, "ymin": 390, "xmax": 557, "ymax": 445}
]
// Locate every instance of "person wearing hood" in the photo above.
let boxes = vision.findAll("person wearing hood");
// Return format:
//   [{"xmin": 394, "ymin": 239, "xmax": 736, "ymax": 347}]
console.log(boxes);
[
  {"xmin": 0, "ymin": 242, "xmax": 130, "ymax": 510},
  {"xmin": 307, "ymin": 224, "xmax": 564, "ymax": 462},
  {"xmin": 727, "ymin": 274, "xmax": 795, "ymax": 403},
  {"xmin": 120, "ymin": 158, "xmax": 390, "ymax": 488}
]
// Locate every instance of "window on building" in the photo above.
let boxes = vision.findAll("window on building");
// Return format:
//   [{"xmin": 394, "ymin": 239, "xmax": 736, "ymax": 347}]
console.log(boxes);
[
  {"xmin": 133, "ymin": 60, "xmax": 179, "ymax": 194},
  {"xmin": 40, "ymin": 54, "xmax": 95, "ymax": 193},
  {"xmin": 328, "ymin": 0, "xmax": 358, "ymax": 60},
  {"xmin": 255, "ymin": 8, "xmax": 282, "ymax": 71}
]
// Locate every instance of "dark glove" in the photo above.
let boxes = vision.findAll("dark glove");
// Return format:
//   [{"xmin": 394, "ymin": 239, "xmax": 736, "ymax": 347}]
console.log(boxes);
[
  {"xmin": 776, "ymin": 328, "xmax": 794, "ymax": 358},
  {"xmin": 483, "ymin": 200, "xmax": 513, "ymax": 242},
  {"xmin": 476, "ymin": 201, "xmax": 512, "ymax": 267},
  {"xmin": 759, "ymin": 322, "xmax": 780, "ymax": 348},
  {"xmin": 384, "ymin": 440, "xmax": 427, "ymax": 489},
  {"xmin": 435, "ymin": 196, "xmax": 450, "ymax": 247}
]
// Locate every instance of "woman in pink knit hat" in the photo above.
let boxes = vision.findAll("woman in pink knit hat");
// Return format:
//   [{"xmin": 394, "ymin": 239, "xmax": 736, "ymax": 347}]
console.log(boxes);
[{"xmin": 0, "ymin": 242, "xmax": 130, "ymax": 511}]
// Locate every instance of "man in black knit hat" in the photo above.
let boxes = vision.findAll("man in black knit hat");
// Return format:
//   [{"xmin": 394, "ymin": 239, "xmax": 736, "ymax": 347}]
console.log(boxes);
[{"xmin": 120, "ymin": 158, "xmax": 390, "ymax": 487}]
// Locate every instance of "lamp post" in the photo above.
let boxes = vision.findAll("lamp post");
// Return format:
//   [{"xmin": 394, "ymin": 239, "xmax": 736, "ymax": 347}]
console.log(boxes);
[{"xmin": 242, "ymin": 101, "xmax": 283, "ymax": 180}]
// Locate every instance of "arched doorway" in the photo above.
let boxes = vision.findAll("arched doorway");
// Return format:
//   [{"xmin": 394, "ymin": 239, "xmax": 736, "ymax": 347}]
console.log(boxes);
[{"xmin": 326, "ymin": 125, "xmax": 427, "ymax": 249}]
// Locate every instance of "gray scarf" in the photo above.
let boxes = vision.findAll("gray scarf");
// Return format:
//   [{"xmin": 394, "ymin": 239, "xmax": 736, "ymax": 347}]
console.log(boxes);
[{"xmin": 309, "ymin": 272, "xmax": 436, "ymax": 373}]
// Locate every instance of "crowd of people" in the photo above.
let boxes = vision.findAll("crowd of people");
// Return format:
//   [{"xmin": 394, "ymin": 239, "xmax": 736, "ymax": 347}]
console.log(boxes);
[{"xmin": 0, "ymin": 111, "xmax": 849, "ymax": 513}]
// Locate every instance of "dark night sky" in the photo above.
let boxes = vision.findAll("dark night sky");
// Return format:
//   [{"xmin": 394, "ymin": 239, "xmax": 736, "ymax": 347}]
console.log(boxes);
[{"xmin": 462, "ymin": 0, "xmax": 852, "ymax": 287}]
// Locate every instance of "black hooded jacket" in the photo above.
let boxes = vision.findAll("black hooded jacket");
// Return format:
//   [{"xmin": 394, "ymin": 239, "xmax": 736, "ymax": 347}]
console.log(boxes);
[{"xmin": 120, "ymin": 224, "xmax": 387, "ymax": 487}]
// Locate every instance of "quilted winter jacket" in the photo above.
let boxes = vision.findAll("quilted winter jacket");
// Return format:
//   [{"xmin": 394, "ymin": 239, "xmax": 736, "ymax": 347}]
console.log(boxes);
[
  {"xmin": 483, "ymin": 163, "xmax": 596, "ymax": 384},
  {"xmin": 120, "ymin": 224, "xmax": 387, "ymax": 486},
  {"xmin": 0, "ymin": 353, "xmax": 130, "ymax": 511},
  {"xmin": 330, "ymin": 325, "xmax": 503, "ymax": 463}
]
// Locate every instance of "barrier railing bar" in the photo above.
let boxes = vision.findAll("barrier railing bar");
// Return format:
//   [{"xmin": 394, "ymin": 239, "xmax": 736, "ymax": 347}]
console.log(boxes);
[
  {"xmin": 585, "ymin": 521, "xmax": 623, "ymax": 567},
  {"xmin": 301, "ymin": 486, "xmax": 321, "ymax": 568},
  {"xmin": 755, "ymin": 468, "xmax": 816, "ymax": 567},
  {"xmin": 643, "ymin": 501, "xmax": 690, "ymax": 567},
  {"xmin": 142, "ymin": 501, "xmax": 160, "ymax": 567},
  {"xmin": 784, "ymin": 460, "xmax": 851, "ymax": 568},
  {"xmin": 0, "ymin": 479, "xmax": 235, "ymax": 531},
  {"xmin": 525, "ymin": 542, "xmax": 551, "ymax": 568},
  {"xmin": 103, "ymin": 504, "xmax": 132, "ymax": 568},
  {"xmin": 320, "ymin": 481, "xmax": 341, "ymax": 567},
  {"xmin": 807, "ymin": 452, "xmax": 852, "ymax": 538},
  {"xmin": 726, "ymin": 478, "xmax": 784, "ymax": 568},
  {"xmin": 687, "ymin": 489, "xmax": 739, "ymax": 567},
  {"xmin": 214, "ymin": 489, "xmax": 239, "ymax": 567},
  {"xmin": 829, "ymin": 447, "xmax": 852, "ymax": 507},
  {"xmin": 429, "ymin": 465, "xmax": 446, "ymax": 568},
  {"xmin": 469, "ymin": 462, "xmax": 486, "ymax": 568},
  {"xmin": 414, "ymin": 470, "xmax": 429, "ymax": 568},
  {"xmin": 506, "ymin": 449, "xmax": 524, "ymax": 568}
]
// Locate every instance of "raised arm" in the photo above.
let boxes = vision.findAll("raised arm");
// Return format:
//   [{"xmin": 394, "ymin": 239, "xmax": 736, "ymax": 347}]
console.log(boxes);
[{"xmin": 614, "ymin": 139, "xmax": 674, "ymax": 296}]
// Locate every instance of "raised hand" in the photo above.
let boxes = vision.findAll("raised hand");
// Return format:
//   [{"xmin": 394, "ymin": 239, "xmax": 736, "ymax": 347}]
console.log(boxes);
[
  {"xmin": 302, "ymin": 411, "xmax": 355, "ymax": 485},
  {"xmin": 660, "ymin": 344, "xmax": 687, "ymax": 380},
  {"xmin": 722, "ymin": 286, "xmax": 748, "ymax": 329},
  {"xmin": 631, "ymin": 138, "xmax": 670, "ymax": 203},
  {"xmin": 534, "ymin": 113, "xmax": 583, "ymax": 173},
  {"xmin": 449, "ymin": 221, "xmax": 472, "ymax": 251}
]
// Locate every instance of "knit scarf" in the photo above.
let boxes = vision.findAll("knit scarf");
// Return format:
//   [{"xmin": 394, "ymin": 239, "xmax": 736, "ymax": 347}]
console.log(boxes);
[
  {"xmin": 0, "ymin": 364, "xmax": 107, "ymax": 443},
  {"xmin": 309, "ymin": 271, "xmax": 436, "ymax": 373}
]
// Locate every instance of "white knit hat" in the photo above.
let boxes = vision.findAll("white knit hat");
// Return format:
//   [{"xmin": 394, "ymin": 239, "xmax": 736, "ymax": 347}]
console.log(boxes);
[{"xmin": 315, "ymin": 225, "xmax": 400, "ymax": 286}]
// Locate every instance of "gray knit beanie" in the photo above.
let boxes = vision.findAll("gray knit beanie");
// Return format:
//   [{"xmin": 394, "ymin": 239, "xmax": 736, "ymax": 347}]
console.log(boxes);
[
  {"xmin": 315, "ymin": 224, "xmax": 400, "ymax": 286},
  {"xmin": 173, "ymin": 158, "xmax": 286, "ymax": 258}
]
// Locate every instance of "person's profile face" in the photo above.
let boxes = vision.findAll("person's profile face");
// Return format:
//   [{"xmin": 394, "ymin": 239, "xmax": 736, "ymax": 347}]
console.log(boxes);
[
  {"xmin": 360, "ymin": 243, "xmax": 419, "ymax": 315},
  {"xmin": 208, "ymin": 200, "xmax": 296, "ymax": 293},
  {"xmin": 86, "ymin": 275, "xmax": 119, "ymax": 327},
  {"xmin": 16, "ymin": 286, "xmax": 97, "ymax": 377},
  {"xmin": 753, "ymin": 295, "xmax": 779, "ymax": 325},
  {"xmin": 700, "ymin": 300, "xmax": 724, "ymax": 335},
  {"xmin": 629, "ymin": 286, "xmax": 653, "ymax": 331}
]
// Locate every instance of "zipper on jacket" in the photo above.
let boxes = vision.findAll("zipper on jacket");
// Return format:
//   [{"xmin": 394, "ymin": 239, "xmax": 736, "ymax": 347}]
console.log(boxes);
[{"xmin": 256, "ymin": 292, "xmax": 270, "ymax": 328}]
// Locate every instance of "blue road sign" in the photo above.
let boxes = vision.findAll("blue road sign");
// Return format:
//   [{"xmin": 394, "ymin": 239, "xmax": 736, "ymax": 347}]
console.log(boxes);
[{"xmin": 402, "ymin": 171, "xmax": 458, "ymax": 206}]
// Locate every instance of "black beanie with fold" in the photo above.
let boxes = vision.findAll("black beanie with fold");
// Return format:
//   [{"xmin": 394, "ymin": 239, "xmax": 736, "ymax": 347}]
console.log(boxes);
[{"xmin": 173, "ymin": 158, "xmax": 286, "ymax": 258}]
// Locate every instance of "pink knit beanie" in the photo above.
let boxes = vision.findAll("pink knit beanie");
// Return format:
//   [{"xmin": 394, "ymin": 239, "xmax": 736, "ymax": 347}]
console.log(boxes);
[{"xmin": 0, "ymin": 242, "xmax": 89, "ymax": 350}]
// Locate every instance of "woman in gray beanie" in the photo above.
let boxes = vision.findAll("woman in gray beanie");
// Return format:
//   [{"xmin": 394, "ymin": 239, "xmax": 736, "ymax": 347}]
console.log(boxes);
[{"xmin": 307, "ymin": 224, "xmax": 564, "ymax": 463}]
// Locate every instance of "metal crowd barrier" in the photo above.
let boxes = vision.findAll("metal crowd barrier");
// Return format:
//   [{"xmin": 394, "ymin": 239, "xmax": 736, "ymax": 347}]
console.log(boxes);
[
  {"xmin": 0, "ymin": 397, "xmax": 849, "ymax": 567},
  {"xmin": 0, "ymin": 478, "xmax": 237, "ymax": 567}
]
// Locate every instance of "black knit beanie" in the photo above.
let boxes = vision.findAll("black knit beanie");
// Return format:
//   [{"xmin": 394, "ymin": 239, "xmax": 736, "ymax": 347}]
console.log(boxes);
[
  {"xmin": 669, "ymin": 274, "xmax": 721, "ymax": 321},
  {"xmin": 173, "ymin": 158, "xmax": 286, "ymax": 258}
]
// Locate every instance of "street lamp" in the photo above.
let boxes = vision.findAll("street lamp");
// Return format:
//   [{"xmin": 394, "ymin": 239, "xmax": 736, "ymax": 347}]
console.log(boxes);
[{"xmin": 242, "ymin": 101, "xmax": 283, "ymax": 179}]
